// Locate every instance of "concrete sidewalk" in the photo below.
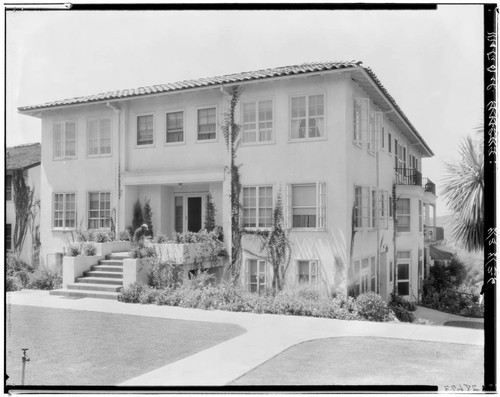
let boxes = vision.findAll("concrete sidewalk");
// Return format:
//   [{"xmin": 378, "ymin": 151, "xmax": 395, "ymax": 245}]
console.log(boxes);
[{"xmin": 7, "ymin": 290, "xmax": 484, "ymax": 386}]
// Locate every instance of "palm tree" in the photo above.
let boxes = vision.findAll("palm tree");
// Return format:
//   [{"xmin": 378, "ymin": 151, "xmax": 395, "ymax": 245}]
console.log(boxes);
[{"xmin": 441, "ymin": 132, "xmax": 484, "ymax": 252}]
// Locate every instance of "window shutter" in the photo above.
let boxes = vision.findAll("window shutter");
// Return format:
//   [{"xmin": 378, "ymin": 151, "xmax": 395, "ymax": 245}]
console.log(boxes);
[
  {"xmin": 316, "ymin": 182, "xmax": 326, "ymax": 230},
  {"xmin": 374, "ymin": 112, "xmax": 382, "ymax": 152},
  {"xmin": 362, "ymin": 186, "xmax": 370, "ymax": 228}
]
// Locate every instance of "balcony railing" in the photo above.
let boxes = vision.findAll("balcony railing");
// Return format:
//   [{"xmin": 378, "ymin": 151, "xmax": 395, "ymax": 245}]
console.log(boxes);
[
  {"xmin": 424, "ymin": 225, "xmax": 444, "ymax": 242},
  {"xmin": 423, "ymin": 178, "xmax": 436, "ymax": 195},
  {"xmin": 395, "ymin": 168, "xmax": 422, "ymax": 186}
]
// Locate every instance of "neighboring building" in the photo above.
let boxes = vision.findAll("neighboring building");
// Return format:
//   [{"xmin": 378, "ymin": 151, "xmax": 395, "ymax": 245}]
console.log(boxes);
[
  {"xmin": 18, "ymin": 61, "xmax": 440, "ymax": 301},
  {"xmin": 6, "ymin": 142, "xmax": 41, "ymax": 264}
]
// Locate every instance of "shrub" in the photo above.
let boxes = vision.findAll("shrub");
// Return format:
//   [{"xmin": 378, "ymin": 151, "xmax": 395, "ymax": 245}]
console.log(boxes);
[
  {"xmin": 7, "ymin": 276, "xmax": 22, "ymax": 292},
  {"xmin": 82, "ymin": 242, "xmax": 97, "ymax": 256},
  {"xmin": 77, "ymin": 230, "xmax": 95, "ymax": 243},
  {"xmin": 147, "ymin": 260, "xmax": 182, "ymax": 289},
  {"xmin": 118, "ymin": 230, "xmax": 131, "ymax": 241},
  {"xmin": 130, "ymin": 244, "xmax": 156, "ymax": 259},
  {"xmin": 154, "ymin": 233, "xmax": 169, "ymax": 244},
  {"xmin": 67, "ymin": 242, "xmax": 81, "ymax": 257},
  {"xmin": 94, "ymin": 231, "xmax": 110, "ymax": 243},
  {"xmin": 15, "ymin": 270, "xmax": 31, "ymax": 287},
  {"xmin": 6, "ymin": 252, "xmax": 34, "ymax": 275},
  {"xmin": 118, "ymin": 282, "xmax": 148, "ymax": 303},
  {"xmin": 132, "ymin": 199, "xmax": 143, "ymax": 231},
  {"xmin": 389, "ymin": 302, "xmax": 415, "ymax": 322},
  {"xmin": 356, "ymin": 292, "xmax": 392, "ymax": 322},
  {"xmin": 28, "ymin": 266, "xmax": 62, "ymax": 290},
  {"xmin": 183, "ymin": 271, "xmax": 215, "ymax": 290}
]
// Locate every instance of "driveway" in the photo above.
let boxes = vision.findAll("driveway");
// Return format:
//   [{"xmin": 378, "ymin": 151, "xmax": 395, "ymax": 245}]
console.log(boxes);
[{"xmin": 7, "ymin": 290, "xmax": 484, "ymax": 387}]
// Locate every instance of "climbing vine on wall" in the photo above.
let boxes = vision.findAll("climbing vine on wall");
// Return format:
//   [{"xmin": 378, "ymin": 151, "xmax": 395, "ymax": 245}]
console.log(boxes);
[
  {"xmin": 12, "ymin": 170, "xmax": 35, "ymax": 255},
  {"xmin": 221, "ymin": 86, "xmax": 242, "ymax": 281}
]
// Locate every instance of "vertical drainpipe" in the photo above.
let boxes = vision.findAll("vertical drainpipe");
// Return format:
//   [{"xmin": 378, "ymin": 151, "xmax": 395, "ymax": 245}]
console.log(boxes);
[
  {"xmin": 106, "ymin": 102, "xmax": 121, "ymax": 232},
  {"xmin": 376, "ymin": 142, "xmax": 381, "ymax": 297}
]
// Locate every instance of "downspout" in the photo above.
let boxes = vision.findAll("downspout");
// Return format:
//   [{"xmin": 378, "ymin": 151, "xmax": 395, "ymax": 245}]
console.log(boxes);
[{"xmin": 106, "ymin": 102, "xmax": 121, "ymax": 233}]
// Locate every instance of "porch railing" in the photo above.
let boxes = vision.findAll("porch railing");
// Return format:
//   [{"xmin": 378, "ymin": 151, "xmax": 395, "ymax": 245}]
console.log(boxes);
[
  {"xmin": 424, "ymin": 225, "xmax": 444, "ymax": 242},
  {"xmin": 423, "ymin": 178, "xmax": 436, "ymax": 195},
  {"xmin": 395, "ymin": 168, "xmax": 422, "ymax": 186}
]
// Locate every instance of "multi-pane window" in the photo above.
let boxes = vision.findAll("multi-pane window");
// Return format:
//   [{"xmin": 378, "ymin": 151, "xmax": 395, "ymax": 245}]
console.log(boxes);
[
  {"xmin": 368, "ymin": 111, "xmax": 382, "ymax": 154},
  {"xmin": 242, "ymin": 100, "xmax": 273, "ymax": 144},
  {"xmin": 249, "ymin": 259, "xmax": 267, "ymax": 294},
  {"xmin": 360, "ymin": 258, "xmax": 369, "ymax": 293},
  {"xmin": 54, "ymin": 121, "xmax": 76, "ymax": 159},
  {"xmin": 6, "ymin": 224, "xmax": 12, "ymax": 251},
  {"xmin": 137, "ymin": 115, "xmax": 154, "ymax": 146},
  {"xmin": 6, "ymin": 174, "xmax": 12, "ymax": 201},
  {"xmin": 88, "ymin": 192, "xmax": 111, "ymax": 229},
  {"xmin": 396, "ymin": 198, "xmax": 411, "ymax": 232},
  {"xmin": 397, "ymin": 251, "xmax": 411, "ymax": 296},
  {"xmin": 376, "ymin": 190, "xmax": 389, "ymax": 229},
  {"xmin": 198, "ymin": 107, "xmax": 216, "ymax": 141},
  {"xmin": 354, "ymin": 186, "xmax": 370, "ymax": 229},
  {"xmin": 242, "ymin": 186, "xmax": 273, "ymax": 228},
  {"xmin": 298, "ymin": 260, "xmax": 318, "ymax": 286},
  {"xmin": 291, "ymin": 94, "xmax": 324, "ymax": 139},
  {"xmin": 353, "ymin": 98, "xmax": 369, "ymax": 145},
  {"xmin": 88, "ymin": 118, "xmax": 111, "ymax": 156},
  {"xmin": 53, "ymin": 193, "xmax": 76, "ymax": 228},
  {"xmin": 174, "ymin": 196, "xmax": 184, "ymax": 233},
  {"xmin": 419, "ymin": 200, "xmax": 423, "ymax": 232},
  {"xmin": 290, "ymin": 183, "xmax": 326, "ymax": 229},
  {"xmin": 370, "ymin": 256, "xmax": 377, "ymax": 293},
  {"xmin": 166, "ymin": 111, "xmax": 184, "ymax": 143},
  {"xmin": 353, "ymin": 260, "xmax": 360, "ymax": 295}
]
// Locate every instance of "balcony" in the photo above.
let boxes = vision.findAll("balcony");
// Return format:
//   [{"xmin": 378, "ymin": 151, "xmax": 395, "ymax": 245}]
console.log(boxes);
[
  {"xmin": 395, "ymin": 168, "xmax": 422, "ymax": 186},
  {"xmin": 423, "ymin": 178, "xmax": 436, "ymax": 195},
  {"xmin": 424, "ymin": 225, "xmax": 444, "ymax": 242}
]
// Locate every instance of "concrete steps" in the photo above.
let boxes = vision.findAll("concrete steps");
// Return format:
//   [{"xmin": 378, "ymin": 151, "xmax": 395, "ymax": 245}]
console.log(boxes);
[{"xmin": 50, "ymin": 252, "xmax": 131, "ymax": 300}]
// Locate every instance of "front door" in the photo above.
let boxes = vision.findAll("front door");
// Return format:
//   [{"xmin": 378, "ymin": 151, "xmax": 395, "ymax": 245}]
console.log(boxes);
[{"xmin": 187, "ymin": 197, "xmax": 203, "ymax": 232}]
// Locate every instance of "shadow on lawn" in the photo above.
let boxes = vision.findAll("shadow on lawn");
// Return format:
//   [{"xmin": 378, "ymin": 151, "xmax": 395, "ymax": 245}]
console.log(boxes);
[{"xmin": 444, "ymin": 321, "xmax": 484, "ymax": 329}]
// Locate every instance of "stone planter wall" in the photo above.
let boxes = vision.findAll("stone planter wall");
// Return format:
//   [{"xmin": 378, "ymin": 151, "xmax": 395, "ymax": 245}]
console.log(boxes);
[
  {"xmin": 123, "ymin": 258, "xmax": 154, "ymax": 288},
  {"xmin": 63, "ymin": 255, "xmax": 104, "ymax": 287},
  {"xmin": 153, "ymin": 243, "xmax": 217, "ymax": 264},
  {"xmin": 94, "ymin": 241, "xmax": 131, "ymax": 257}
]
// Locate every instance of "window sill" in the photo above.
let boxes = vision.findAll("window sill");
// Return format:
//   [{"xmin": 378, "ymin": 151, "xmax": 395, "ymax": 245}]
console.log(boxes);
[
  {"xmin": 290, "ymin": 228, "xmax": 327, "ymax": 232},
  {"xmin": 53, "ymin": 157, "xmax": 77, "ymax": 161},
  {"xmin": 196, "ymin": 138, "xmax": 218, "ymax": 144},
  {"xmin": 240, "ymin": 140, "xmax": 275, "ymax": 147},
  {"xmin": 87, "ymin": 154, "xmax": 113, "ymax": 159},
  {"xmin": 289, "ymin": 136, "xmax": 327, "ymax": 144},
  {"xmin": 135, "ymin": 143, "xmax": 155, "ymax": 149},
  {"xmin": 164, "ymin": 140, "xmax": 186, "ymax": 147},
  {"xmin": 51, "ymin": 228, "xmax": 76, "ymax": 232}
]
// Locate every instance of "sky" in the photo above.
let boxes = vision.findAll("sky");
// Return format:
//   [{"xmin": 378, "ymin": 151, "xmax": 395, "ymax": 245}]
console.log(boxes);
[{"xmin": 5, "ymin": 5, "xmax": 484, "ymax": 216}]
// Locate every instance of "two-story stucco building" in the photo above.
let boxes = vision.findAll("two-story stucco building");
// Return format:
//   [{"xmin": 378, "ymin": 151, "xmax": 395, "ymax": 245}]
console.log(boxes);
[
  {"xmin": 6, "ymin": 143, "xmax": 41, "ymax": 265},
  {"xmin": 18, "ymin": 61, "xmax": 439, "ymax": 301}
]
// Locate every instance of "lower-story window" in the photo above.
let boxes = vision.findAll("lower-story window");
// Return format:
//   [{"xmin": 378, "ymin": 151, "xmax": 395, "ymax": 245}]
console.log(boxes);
[
  {"xmin": 88, "ymin": 192, "xmax": 111, "ymax": 229},
  {"xmin": 53, "ymin": 193, "xmax": 76, "ymax": 228},
  {"xmin": 248, "ymin": 259, "xmax": 267, "ymax": 294},
  {"xmin": 6, "ymin": 224, "xmax": 12, "ymax": 251},
  {"xmin": 298, "ymin": 260, "xmax": 318, "ymax": 286},
  {"xmin": 397, "ymin": 263, "xmax": 410, "ymax": 295}
]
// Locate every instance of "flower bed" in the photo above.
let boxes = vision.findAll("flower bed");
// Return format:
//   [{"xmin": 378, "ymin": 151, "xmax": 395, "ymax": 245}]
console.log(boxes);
[{"xmin": 118, "ymin": 281, "xmax": 396, "ymax": 322}]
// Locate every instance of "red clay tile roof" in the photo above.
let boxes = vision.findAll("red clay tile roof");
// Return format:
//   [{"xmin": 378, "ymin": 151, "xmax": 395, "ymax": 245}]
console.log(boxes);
[
  {"xmin": 17, "ymin": 61, "xmax": 433, "ymax": 156},
  {"xmin": 18, "ymin": 61, "xmax": 362, "ymax": 112},
  {"xmin": 6, "ymin": 142, "xmax": 41, "ymax": 170}
]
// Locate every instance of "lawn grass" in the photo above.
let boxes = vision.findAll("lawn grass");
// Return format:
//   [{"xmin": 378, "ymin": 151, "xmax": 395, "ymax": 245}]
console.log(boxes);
[
  {"xmin": 6, "ymin": 305, "xmax": 245, "ymax": 386},
  {"xmin": 444, "ymin": 321, "xmax": 484, "ymax": 329},
  {"xmin": 231, "ymin": 336, "xmax": 483, "ymax": 387}
]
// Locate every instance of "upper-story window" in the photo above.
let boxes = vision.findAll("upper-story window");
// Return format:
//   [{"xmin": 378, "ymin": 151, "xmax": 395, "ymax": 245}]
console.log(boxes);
[
  {"xmin": 137, "ymin": 115, "xmax": 154, "ymax": 146},
  {"xmin": 197, "ymin": 107, "xmax": 217, "ymax": 141},
  {"xmin": 88, "ymin": 118, "xmax": 111, "ymax": 157},
  {"xmin": 241, "ymin": 100, "xmax": 273, "ymax": 144},
  {"xmin": 242, "ymin": 186, "xmax": 273, "ymax": 228},
  {"xmin": 6, "ymin": 174, "xmax": 12, "ymax": 201},
  {"xmin": 289, "ymin": 182, "xmax": 326, "ymax": 229},
  {"xmin": 396, "ymin": 198, "xmax": 411, "ymax": 232},
  {"xmin": 291, "ymin": 94, "xmax": 324, "ymax": 140},
  {"xmin": 54, "ymin": 121, "xmax": 76, "ymax": 159},
  {"xmin": 53, "ymin": 192, "xmax": 76, "ymax": 228},
  {"xmin": 354, "ymin": 186, "xmax": 370, "ymax": 229},
  {"xmin": 88, "ymin": 191, "xmax": 111, "ymax": 229},
  {"xmin": 388, "ymin": 132, "xmax": 392, "ymax": 154},
  {"xmin": 166, "ymin": 111, "xmax": 184, "ymax": 143},
  {"xmin": 353, "ymin": 98, "xmax": 369, "ymax": 146}
]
